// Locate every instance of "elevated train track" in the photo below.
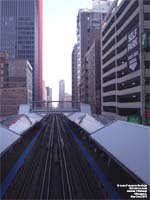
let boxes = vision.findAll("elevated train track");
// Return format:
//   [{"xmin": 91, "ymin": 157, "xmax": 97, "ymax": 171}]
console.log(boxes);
[{"xmin": 1, "ymin": 114, "xmax": 106, "ymax": 199}]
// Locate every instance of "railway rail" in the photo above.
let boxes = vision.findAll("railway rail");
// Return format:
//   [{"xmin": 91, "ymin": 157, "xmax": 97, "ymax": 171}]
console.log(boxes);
[{"xmin": 2, "ymin": 113, "xmax": 105, "ymax": 199}]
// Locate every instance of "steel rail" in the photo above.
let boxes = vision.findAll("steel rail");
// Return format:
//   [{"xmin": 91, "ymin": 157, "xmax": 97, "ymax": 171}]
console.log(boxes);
[
  {"xmin": 40, "ymin": 115, "xmax": 55, "ymax": 199},
  {"xmin": 56, "ymin": 115, "xmax": 73, "ymax": 200},
  {"xmin": 17, "ymin": 115, "xmax": 52, "ymax": 199}
]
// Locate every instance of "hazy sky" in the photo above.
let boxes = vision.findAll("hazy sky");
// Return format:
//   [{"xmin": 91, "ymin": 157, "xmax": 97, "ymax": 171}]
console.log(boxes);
[{"xmin": 43, "ymin": 0, "xmax": 92, "ymax": 100}]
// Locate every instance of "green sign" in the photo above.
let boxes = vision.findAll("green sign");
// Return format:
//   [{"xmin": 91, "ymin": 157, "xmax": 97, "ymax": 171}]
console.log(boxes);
[
  {"xmin": 127, "ymin": 115, "xmax": 141, "ymax": 124},
  {"xmin": 141, "ymin": 32, "xmax": 147, "ymax": 48},
  {"xmin": 141, "ymin": 30, "xmax": 150, "ymax": 49}
]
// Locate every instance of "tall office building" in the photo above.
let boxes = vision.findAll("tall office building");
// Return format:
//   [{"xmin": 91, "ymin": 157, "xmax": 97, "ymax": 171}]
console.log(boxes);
[
  {"xmin": 46, "ymin": 86, "xmax": 52, "ymax": 108},
  {"xmin": 46, "ymin": 87, "xmax": 52, "ymax": 102},
  {"xmin": 59, "ymin": 80, "xmax": 65, "ymax": 109},
  {"xmin": 59, "ymin": 80, "xmax": 65, "ymax": 102},
  {"xmin": 77, "ymin": 0, "xmax": 112, "ymax": 106},
  {"xmin": 0, "ymin": 0, "xmax": 43, "ymax": 102},
  {"xmin": 72, "ymin": 44, "xmax": 79, "ymax": 105},
  {"xmin": 84, "ymin": 39, "xmax": 101, "ymax": 114},
  {"xmin": 0, "ymin": 52, "xmax": 33, "ymax": 116},
  {"xmin": 101, "ymin": 0, "xmax": 150, "ymax": 125}
]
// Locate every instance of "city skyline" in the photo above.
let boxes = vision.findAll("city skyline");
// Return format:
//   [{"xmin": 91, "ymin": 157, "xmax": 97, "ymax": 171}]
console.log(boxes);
[
  {"xmin": 0, "ymin": 1, "xmax": 149, "ymax": 199},
  {"xmin": 43, "ymin": 0, "xmax": 120, "ymax": 100},
  {"xmin": 43, "ymin": 0, "xmax": 92, "ymax": 100},
  {"xmin": 0, "ymin": 0, "xmax": 43, "ymax": 102}
]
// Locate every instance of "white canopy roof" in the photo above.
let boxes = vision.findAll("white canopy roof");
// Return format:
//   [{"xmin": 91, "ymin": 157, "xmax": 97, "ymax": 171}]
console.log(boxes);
[
  {"xmin": 91, "ymin": 120, "xmax": 150, "ymax": 185},
  {"xmin": 0, "ymin": 125, "xmax": 20, "ymax": 154},
  {"xmin": 0, "ymin": 112, "xmax": 43, "ymax": 154},
  {"xmin": 1, "ymin": 113, "xmax": 43, "ymax": 135},
  {"xmin": 68, "ymin": 112, "xmax": 85, "ymax": 121},
  {"xmin": 8, "ymin": 115, "xmax": 34, "ymax": 134},
  {"xmin": 25, "ymin": 113, "xmax": 43, "ymax": 122},
  {"xmin": 68, "ymin": 112, "xmax": 104, "ymax": 134}
]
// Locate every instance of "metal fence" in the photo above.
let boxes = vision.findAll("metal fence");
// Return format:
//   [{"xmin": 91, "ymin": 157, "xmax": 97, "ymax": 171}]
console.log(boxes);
[{"xmin": 30, "ymin": 101, "xmax": 80, "ymax": 112}]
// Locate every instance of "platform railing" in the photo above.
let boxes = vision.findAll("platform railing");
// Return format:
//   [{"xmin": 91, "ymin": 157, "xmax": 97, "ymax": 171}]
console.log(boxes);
[{"xmin": 30, "ymin": 101, "xmax": 80, "ymax": 112}]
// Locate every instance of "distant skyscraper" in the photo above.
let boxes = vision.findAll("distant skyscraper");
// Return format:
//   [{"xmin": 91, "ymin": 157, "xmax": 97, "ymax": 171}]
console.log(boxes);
[
  {"xmin": 46, "ymin": 87, "xmax": 52, "ymax": 101},
  {"xmin": 64, "ymin": 93, "xmax": 72, "ymax": 109},
  {"xmin": 0, "ymin": 0, "xmax": 43, "ymax": 102},
  {"xmin": 59, "ymin": 80, "xmax": 65, "ymax": 102},
  {"xmin": 59, "ymin": 80, "xmax": 65, "ymax": 109},
  {"xmin": 46, "ymin": 86, "xmax": 52, "ymax": 108}
]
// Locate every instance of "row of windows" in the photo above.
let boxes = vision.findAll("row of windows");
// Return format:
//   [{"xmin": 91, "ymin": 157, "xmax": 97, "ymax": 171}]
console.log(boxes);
[
  {"xmin": 103, "ymin": 27, "xmax": 115, "ymax": 46},
  {"xmin": 103, "ymin": 39, "xmax": 115, "ymax": 55},
  {"xmin": 145, "ymin": 77, "xmax": 150, "ymax": 85},
  {"xmin": 103, "ymin": 61, "xmax": 115, "ymax": 74},
  {"xmin": 1, "ymin": 0, "xmax": 35, "ymax": 17},
  {"xmin": 116, "ymin": 0, "xmax": 130, "ymax": 18},
  {"xmin": 117, "ymin": 67, "xmax": 133, "ymax": 78},
  {"xmin": 103, "ymin": 93, "xmax": 140, "ymax": 103},
  {"xmin": 18, "ymin": 40, "xmax": 34, "ymax": 45},
  {"xmin": 102, "ymin": 0, "xmax": 134, "ymax": 39},
  {"xmin": 103, "ymin": 95, "xmax": 116, "ymax": 102},
  {"xmin": 118, "ymin": 76, "xmax": 140, "ymax": 90},
  {"xmin": 102, "ymin": 16, "xmax": 115, "ymax": 37},
  {"xmin": 17, "ymin": 27, "xmax": 34, "ymax": 32},
  {"xmin": 144, "ymin": 0, "xmax": 150, "ymax": 5},
  {"xmin": 103, "ymin": 106, "xmax": 116, "ymax": 113},
  {"xmin": 145, "ymin": 61, "xmax": 150, "ymax": 69},
  {"xmin": 103, "ymin": 84, "xmax": 116, "ymax": 93},
  {"xmin": 17, "ymin": 21, "xmax": 34, "ymax": 27},
  {"xmin": 103, "ymin": 14, "xmax": 139, "ymax": 47},
  {"xmin": 103, "ymin": 106, "xmax": 140, "ymax": 116},
  {"xmin": 103, "ymin": 50, "xmax": 115, "ymax": 64},
  {"xmin": 103, "ymin": 76, "xmax": 140, "ymax": 92},
  {"xmin": 116, "ymin": 15, "xmax": 139, "ymax": 42},
  {"xmin": 103, "ymin": 72, "xmax": 115, "ymax": 83},
  {"xmin": 144, "ymin": 13, "xmax": 150, "ymax": 20},
  {"xmin": 116, "ymin": 0, "xmax": 138, "ymax": 31},
  {"xmin": 117, "ymin": 40, "xmax": 127, "ymax": 54},
  {"xmin": 17, "ymin": 31, "xmax": 34, "ymax": 35},
  {"xmin": 17, "ymin": 36, "xmax": 34, "ymax": 40}
]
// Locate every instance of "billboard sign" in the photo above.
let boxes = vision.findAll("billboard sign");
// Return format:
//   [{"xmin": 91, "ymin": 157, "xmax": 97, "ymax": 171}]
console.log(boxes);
[{"xmin": 127, "ymin": 26, "xmax": 139, "ymax": 71}]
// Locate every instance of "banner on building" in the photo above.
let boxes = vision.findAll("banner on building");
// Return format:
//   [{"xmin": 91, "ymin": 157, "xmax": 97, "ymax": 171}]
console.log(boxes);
[{"xmin": 127, "ymin": 26, "xmax": 139, "ymax": 71}]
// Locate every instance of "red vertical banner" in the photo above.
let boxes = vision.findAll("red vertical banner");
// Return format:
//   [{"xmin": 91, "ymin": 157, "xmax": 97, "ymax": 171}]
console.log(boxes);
[
  {"xmin": 38, "ymin": 0, "xmax": 43, "ymax": 102},
  {"xmin": 145, "ymin": 109, "xmax": 150, "ymax": 119}
]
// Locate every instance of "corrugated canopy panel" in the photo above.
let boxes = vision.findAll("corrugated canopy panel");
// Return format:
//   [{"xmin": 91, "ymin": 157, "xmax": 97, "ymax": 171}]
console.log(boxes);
[
  {"xmin": 1, "ymin": 113, "xmax": 43, "ymax": 135},
  {"xmin": 67, "ymin": 112, "xmax": 104, "ymax": 134},
  {"xmin": 74, "ymin": 114, "xmax": 104, "ymax": 133},
  {"xmin": 63, "ymin": 112, "xmax": 74, "ymax": 117},
  {"xmin": 25, "ymin": 113, "xmax": 43, "ymax": 122},
  {"xmin": 0, "ymin": 125, "xmax": 20, "ymax": 154},
  {"xmin": 91, "ymin": 120, "xmax": 150, "ymax": 185},
  {"xmin": 1, "ymin": 115, "xmax": 34, "ymax": 135},
  {"xmin": 68, "ymin": 112, "xmax": 86, "ymax": 121}
]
